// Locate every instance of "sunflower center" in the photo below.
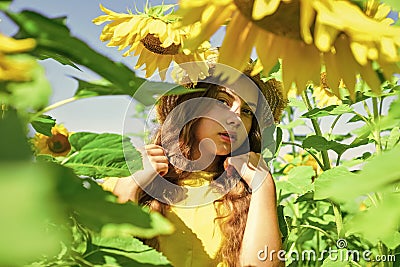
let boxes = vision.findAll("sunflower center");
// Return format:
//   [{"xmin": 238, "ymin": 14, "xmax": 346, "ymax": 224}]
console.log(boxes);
[
  {"xmin": 47, "ymin": 134, "xmax": 71, "ymax": 154},
  {"xmin": 234, "ymin": 0, "xmax": 302, "ymax": 40},
  {"xmin": 141, "ymin": 34, "xmax": 180, "ymax": 55}
]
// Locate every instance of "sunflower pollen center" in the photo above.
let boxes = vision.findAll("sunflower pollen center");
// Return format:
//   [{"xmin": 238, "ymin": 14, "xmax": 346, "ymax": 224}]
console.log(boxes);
[{"xmin": 141, "ymin": 34, "xmax": 180, "ymax": 55}]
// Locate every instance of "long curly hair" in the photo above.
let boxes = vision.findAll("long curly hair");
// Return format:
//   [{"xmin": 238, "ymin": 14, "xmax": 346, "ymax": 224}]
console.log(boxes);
[{"xmin": 136, "ymin": 75, "xmax": 286, "ymax": 266}]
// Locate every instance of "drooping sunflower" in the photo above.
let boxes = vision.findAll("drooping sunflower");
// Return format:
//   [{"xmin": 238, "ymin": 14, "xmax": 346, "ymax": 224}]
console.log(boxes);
[
  {"xmin": 312, "ymin": 72, "xmax": 342, "ymax": 108},
  {"xmin": 32, "ymin": 125, "xmax": 71, "ymax": 157},
  {"xmin": 177, "ymin": 0, "xmax": 400, "ymax": 99},
  {"xmin": 93, "ymin": 4, "xmax": 216, "ymax": 82},
  {"xmin": 0, "ymin": 33, "xmax": 36, "ymax": 82}
]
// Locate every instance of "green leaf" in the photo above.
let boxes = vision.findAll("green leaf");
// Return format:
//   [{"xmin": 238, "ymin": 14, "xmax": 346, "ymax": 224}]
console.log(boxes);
[
  {"xmin": 7, "ymin": 10, "xmax": 144, "ymax": 94},
  {"xmin": 345, "ymin": 194, "xmax": 400, "ymax": 246},
  {"xmin": 276, "ymin": 166, "xmax": 315, "ymax": 195},
  {"xmin": 301, "ymin": 105, "xmax": 353, "ymax": 119},
  {"xmin": 30, "ymin": 114, "xmax": 56, "ymax": 136},
  {"xmin": 386, "ymin": 126, "xmax": 400, "ymax": 150},
  {"xmin": 63, "ymin": 132, "xmax": 143, "ymax": 178},
  {"xmin": 0, "ymin": 109, "xmax": 32, "ymax": 161},
  {"xmin": 0, "ymin": 1, "xmax": 10, "ymax": 10},
  {"xmin": 320, "ymin": 254, "xmax": 350, "ymax": 267},
  {"xmin": 0, "ymin": 162, "xmax": 70, "ymax": 266},
  {"xmin": 288, "ymin": 97, "xmax": 307, "ymax": 111},
  {"xmin": 277, "ymin": 205, "xmax": 288, "ymax": 240},
  {"xmin": 315, "ymin": 146, "xmax": 400, "ymax": 201},
  {"xmin": 86, "ymin": 235, "xmax": 172, "ymax": 266},
  {"xmin": 314, "ymin": 166, "xmax": 356, "ymax": 200},
  {"xmin": 3, "ymin": 55, "xmax": 51, "ymax": 112},
  {"xmin": 303, "ymin": 135, "xmax": 347, "ymax": 155},
  {"xmin": 302, "ymin": 135, "xmax": 369, "ymax": 155},
  {"xmin": 53, "ymin": 163, "xmax": 174, "ymax": 238},
  {"xmin": 384, "ymin": 0, "xmax": 400, "ymax": 11}
]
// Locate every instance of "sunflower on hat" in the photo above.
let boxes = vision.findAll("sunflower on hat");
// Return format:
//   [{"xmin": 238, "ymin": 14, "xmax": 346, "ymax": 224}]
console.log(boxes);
[
  {"xmin": 176, "ymin": 0, "xmax": 400, "ymax": 99},
  {"xmin": 93, "ymin": 4, "xmax": 216, "ymax": 82}
]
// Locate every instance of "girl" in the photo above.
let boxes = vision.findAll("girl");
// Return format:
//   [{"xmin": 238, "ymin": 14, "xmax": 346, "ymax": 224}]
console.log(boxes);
[{"xmin": 103, "ymin": 67, "xmax": 286, "ymax": 267}]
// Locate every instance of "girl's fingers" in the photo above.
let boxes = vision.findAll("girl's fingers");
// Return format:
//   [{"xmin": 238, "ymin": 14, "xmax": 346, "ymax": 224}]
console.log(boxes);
[
  {"xmin": 149, "ymin": 155, "xmax": 169, "ymax": 164},
  {"xmin": 155, "ymin": 162, "xmax": 169, "ymax": 176}
]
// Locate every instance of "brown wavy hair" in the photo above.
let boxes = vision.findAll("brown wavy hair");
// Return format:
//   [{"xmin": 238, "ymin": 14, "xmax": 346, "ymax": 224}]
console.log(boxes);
[{"xmin": 136, "ymin": 75, "xmax": 286, "ymax": 266}]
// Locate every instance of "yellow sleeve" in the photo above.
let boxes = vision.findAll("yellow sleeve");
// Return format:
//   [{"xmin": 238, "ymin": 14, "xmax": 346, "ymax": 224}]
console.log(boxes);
[{"xmin": 99, "ymin": 177, "xmax": 119, "ymax": 192}]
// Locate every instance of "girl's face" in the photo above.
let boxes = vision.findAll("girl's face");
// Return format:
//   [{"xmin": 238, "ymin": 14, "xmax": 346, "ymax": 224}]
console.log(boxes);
[{"xmin": 194, "ymin": 86, "xmax": 258, "ymax": 156}]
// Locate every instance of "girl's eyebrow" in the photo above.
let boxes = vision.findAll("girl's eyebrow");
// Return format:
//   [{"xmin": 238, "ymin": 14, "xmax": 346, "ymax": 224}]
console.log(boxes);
[{"xmin": 218, "ymin": 90, "xmax": 257, "ymax": 110}]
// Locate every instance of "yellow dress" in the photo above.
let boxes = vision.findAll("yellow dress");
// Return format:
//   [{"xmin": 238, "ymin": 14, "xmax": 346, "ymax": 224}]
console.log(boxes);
[{"xmin": 100, "ymin": 173, "xmax": 227, "ymax": 267}]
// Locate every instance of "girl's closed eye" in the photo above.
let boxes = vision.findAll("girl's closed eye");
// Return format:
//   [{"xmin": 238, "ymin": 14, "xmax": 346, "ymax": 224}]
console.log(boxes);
[
  {"xmin": 217, "ymin": 97, "xmax": 231, "ymax": 108},
  {"xmin": 241, "ymin": 107, "xmax": 253, "ymax": 116}
]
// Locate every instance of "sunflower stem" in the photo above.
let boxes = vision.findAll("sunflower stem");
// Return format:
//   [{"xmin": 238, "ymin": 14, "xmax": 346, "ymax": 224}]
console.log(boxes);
[
  {"xmin": 31, "ymin": 97, "xmax": 78, "ymax": 122},
  {"xmin": 301, "ymin": 91, "xmax": 331, "ymax": 171},
  {"xmin": 372, "ymin": 97, "xmax": 382, "ymax": 154}
]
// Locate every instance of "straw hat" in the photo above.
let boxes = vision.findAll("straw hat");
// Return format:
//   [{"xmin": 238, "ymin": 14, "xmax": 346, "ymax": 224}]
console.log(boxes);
[{"xmin": 157, "ymin": 56, "xmax": 287, "ymax": 125}]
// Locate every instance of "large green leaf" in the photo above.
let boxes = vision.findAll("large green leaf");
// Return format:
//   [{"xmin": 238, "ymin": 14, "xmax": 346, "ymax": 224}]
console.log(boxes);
[
  {"xmin": 345, "ymin": 194, "xmax": 400, "ymax": 247},
  {"xmin": 276, "ymin": 166, "xmax": 315, "ymax": 195},
  {"xmin": 6, "ymin": 10, "xmax": 145, "ymax": 94},
  {"xmin": 302, "ymin": 135, "xmax": 369, "ymax": 155},
  {"xmin": 0, "ymin": 163, "xmax": 70, "ymax": 266},
  {"xmin": 63, "ymin": 132, "xmax": 142, "ymax": 179},
  {"xmin": 54, "ymin": 165, "xmax": 174, "ymax": 239},
  {"xmin": 0, "ymin": 109, "xmax": 32, "ymax": 161},
  {"xmin": 85, "ymin": 235, "xmax": 172, "ymax": 266},
  {"xmin": 314, "ymin": 146, "xmax": 400, "ymax": 201}
]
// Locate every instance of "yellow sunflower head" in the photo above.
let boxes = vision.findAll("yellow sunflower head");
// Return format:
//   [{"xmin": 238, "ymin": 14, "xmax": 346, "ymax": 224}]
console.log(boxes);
[
  {"xmin": 93, "ymin": 3, "xmax": 212, "ymax": 82},
  {"xmin": 32, "ymin": 125, "xmax": 71, "ymax": 157},
  {"xmin": 0, "ymin": 33, "xmax": 36, "ymax": 82},
  {"xmin": 176, "ymin": 0, "xmax": 400, "ymax": 99}
]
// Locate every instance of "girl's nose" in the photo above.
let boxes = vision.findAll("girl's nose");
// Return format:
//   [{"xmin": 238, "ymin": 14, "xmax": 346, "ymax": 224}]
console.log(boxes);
[{"xmin": 226, "ymin": 111, "xmax": 241, "ymax": 128}]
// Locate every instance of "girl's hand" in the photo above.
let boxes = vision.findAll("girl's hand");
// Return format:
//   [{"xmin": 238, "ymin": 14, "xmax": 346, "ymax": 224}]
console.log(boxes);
[
  {"xmin": 224, "ymin": 152, "xmax": 270, "ymax": 191},
  {"xmin": 113, "ymin": 144, "xmax": 169, "ymax": 203}
]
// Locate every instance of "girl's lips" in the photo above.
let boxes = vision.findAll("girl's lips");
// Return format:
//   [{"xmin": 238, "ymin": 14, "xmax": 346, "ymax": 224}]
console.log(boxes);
[{"xmin": 219, "ymin": 132, "xmax": 237, "ymax": 143}]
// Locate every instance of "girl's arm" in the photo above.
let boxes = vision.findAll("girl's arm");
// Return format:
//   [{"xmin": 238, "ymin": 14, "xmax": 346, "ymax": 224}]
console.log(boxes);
[
  {"xmin": 240, "ymin": 172, "xmax": 283, "ymax": 267},
  {"xmin": 225, "ymin": 153, "xmax": 284, "ymax": 267},
  {"xmin": 110, "ymin": 144, "xmax": 169, "ymax": 203}
]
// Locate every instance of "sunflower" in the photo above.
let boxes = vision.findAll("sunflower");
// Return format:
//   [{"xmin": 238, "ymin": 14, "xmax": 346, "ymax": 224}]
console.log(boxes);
[
  {"xmin": 0, "ymin": 33, "xmax": 36, "ymax": 82},
  {"xmin": 32, "ymin": 125, "xmax": 71, "ymax": 157},
  {"xmin": 312, "ymin": 72, "xmax": 342, "ymax": 108},
  {"xmin": 93, "ymin": 4, "xmax": 214, "ymax": 82},
  {"xmin": 177, "ymin": 0, "xmax": 400, "ymax": 99}
]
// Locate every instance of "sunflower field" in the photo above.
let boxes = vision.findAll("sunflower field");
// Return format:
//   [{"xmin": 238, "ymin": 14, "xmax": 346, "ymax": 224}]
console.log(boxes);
[{"xmin": 1, "ymin": 0, "xmax": 400, "ymax": 266}]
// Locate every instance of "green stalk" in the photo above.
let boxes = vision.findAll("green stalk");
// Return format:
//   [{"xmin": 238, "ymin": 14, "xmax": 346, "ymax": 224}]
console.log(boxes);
[
  {"xmin": 287, "ymin": 107, "xmax": 297, "ymax": 156},
  {"xmin": 372, "ymin": 97, "xmax": 382, "ymax": 154},
  {"xmin": 1, "ymin": 103, "xmax": 6, "ymax": 119},
  {"xmin": 30, "ymin": 97, "xmax": 78, "ymax": 122},
  {"xmin": 331, "ymin": 200, "xmax": 344, "ymax": 238},
  {"xmin": 301, "ymin": 92, "xmax": 331, "ymax": 170},
  {"xmin": 301, "ymin": 91, "xmax": 344, "ymax": 240}
]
